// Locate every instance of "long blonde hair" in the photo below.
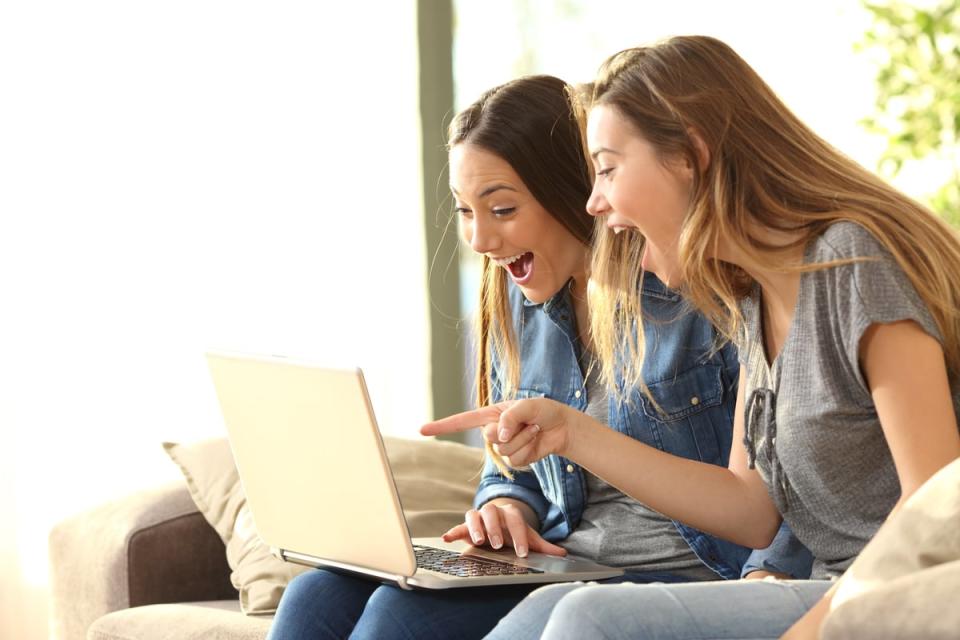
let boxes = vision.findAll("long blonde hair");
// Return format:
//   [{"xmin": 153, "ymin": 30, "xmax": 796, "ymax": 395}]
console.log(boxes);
[
  {"xmin": 449, "ymin": 76, "xmax": 594, "ymax": 476},
  {"xmin": 588, "ymin": 35, "xmax": 960, "ymax": 393}
]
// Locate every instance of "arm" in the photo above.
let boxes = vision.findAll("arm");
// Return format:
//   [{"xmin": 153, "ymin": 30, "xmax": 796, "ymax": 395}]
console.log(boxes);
[
  {"xmin": 782, "ymin": 320, "xmax": 960, "ymax": 639},
  {"xmin": 424, "ymin": 370, "xmax": 783, "ymax": 550},
  {"xmin": 563, "ymin": 373, "xmax": 781, "ymax": 548}
]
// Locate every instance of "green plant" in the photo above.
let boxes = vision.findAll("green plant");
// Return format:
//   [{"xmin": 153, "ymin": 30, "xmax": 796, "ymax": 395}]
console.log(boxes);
[{"xmin": 859, "ymin": 0, "xmax": 960, "ymax": 225}]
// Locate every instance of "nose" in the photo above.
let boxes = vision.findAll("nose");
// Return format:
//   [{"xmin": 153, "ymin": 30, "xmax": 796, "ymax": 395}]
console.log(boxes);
[
  {"xmin": 467, "ymin": 214, "xmax": 501, "ymax": 254},
  {"xmin": 586, "ymin": 183, "xmax": 610, "ymax": 217}
]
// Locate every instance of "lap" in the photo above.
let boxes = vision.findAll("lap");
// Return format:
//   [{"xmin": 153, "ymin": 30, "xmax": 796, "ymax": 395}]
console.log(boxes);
[
  {"xmin": 268, "ymin": 570, "xmax": 379, "ymax": 640},
  {"xmin": 485, "ymin": 571, "xmax": 700, "ymax": 640},
  {"xmin": 271, "ymin": 568, "xmax": 538, "ymax": 640},
  {"xmin": 540, "ymin": 579, "xmax": 833, "ymax": 640},
  {"xmin": 353, "ymin": 580, "xmax": 537, "ymax": 640}
]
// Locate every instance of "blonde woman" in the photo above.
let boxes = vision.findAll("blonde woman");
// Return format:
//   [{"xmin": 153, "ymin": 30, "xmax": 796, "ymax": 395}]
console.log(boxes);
[{"xmin": 424, "ymin": 36, "xmax": 960, "ymax": 639}]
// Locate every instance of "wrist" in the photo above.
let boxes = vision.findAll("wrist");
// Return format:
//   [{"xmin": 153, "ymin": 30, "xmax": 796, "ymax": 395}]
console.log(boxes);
[{"xmin": 557, "ymin": 407, "xmax": 590, "ymax": 460}]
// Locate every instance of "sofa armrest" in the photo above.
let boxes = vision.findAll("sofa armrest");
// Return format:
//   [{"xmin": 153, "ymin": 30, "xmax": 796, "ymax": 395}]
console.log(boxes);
[{"xmin": 49, "ymin": 481, "xmax": 238, "ymax": 640}]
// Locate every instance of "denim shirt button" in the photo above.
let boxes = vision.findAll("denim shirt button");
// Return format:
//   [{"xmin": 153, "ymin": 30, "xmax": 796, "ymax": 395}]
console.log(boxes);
[
  {"xmin": 574, "ymin": 389, "xmax": 582, "ymax": 399},
  {"xmin": 690, "ymin": 396, "xmax": 700, "ymax": 406},
  {"xmin": 565, "ymin": 464, "xmax": 575, "ymax": 473}
]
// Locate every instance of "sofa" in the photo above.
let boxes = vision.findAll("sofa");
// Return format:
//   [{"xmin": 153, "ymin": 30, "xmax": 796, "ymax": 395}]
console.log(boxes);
[
  {"xmin": 49, "ymin": 435, "xmax": 960, "ymax": 640},
  {"xmin": 48, "ymin": 436, "xmax": 485, "ymax": 640}
]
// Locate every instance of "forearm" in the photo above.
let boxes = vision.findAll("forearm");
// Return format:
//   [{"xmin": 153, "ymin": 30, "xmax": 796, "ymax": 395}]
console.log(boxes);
[{"xmin": 563, "ymin": 412, "xmax": 781, "ymax": 548}]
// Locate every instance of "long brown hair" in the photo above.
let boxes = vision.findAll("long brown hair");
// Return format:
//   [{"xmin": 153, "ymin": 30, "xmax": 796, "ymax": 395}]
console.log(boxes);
[
  {"xmin": 449, "ymin": 75, "xmax": 593, "ymax": 475},
  {"xmin": 588, "ymin": 35, "xmax": 960, "ymax": 393}
]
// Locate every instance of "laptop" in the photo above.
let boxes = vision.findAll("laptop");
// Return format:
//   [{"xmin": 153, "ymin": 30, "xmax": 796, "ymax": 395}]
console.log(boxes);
[{"xmin": 205, "ymin": 350, "xmax": 624, "ymax": 589}]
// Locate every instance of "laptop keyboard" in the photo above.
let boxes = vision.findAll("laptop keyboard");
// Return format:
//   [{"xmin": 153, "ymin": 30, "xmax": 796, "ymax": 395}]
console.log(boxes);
[{"xmin": 414, "ymin": 545, "xmax": 543, "ymax": 578}]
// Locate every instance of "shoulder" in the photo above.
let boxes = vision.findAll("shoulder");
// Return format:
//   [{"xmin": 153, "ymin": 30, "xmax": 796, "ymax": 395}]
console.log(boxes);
[{"xmin": 813, "ymin": 221, "xmax": 888, "ymax": 262}]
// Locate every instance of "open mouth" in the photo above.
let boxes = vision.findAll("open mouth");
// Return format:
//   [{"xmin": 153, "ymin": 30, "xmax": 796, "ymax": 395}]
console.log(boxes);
[
  {"xmin": 496, "ymin": 252, "xmax": 534, "ymax": 285},
  {"xmin": 607, "ymin": 222, "xmax": 636, "ymax": 235}
]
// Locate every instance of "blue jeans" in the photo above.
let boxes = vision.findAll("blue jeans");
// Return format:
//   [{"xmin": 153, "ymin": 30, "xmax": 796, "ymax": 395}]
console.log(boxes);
[
  {"xmin": 487, "ymin": 579, "xmax": 833, "ymax": 640},
  {"xmin": 266, "ymin": 569, "xmax": 694, "ymax": 640}
]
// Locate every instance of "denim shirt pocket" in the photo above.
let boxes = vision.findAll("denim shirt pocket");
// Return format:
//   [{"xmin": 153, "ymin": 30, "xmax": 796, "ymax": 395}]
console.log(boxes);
[
  {"xmin": 514, "ymin": 388, "xmax": 548, "ymax": 401},
  {"xmin": 639, "ymin": 363, "xmax": 726, "ymax": 463}
]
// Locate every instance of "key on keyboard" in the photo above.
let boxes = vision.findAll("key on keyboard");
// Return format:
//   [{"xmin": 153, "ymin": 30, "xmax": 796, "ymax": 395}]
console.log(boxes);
[{"xmin": 413, "ymin": 545, "xmax": 542, "ymax": 578}]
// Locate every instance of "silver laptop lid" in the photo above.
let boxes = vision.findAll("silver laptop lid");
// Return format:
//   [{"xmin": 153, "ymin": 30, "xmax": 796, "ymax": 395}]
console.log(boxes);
[{"xmin": 206, "ymin": 351, "xmax": 417, "ymax": 578}]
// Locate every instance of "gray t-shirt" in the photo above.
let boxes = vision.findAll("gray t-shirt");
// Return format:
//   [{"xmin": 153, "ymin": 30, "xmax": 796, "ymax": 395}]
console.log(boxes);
[
  {"xmin": 560, "ymin": 353, "xmax": 719, "ymax": 579},
  {"xmin": 739, "ymin": 221, "xmax": 960, "ymax": 579}
]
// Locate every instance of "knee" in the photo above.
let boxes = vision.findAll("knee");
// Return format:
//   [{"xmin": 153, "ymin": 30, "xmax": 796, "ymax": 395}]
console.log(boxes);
[
  {"xmin": 277, "ymin": 569, "xmax": 346, "ymax": 612},
  {"xmin": 544, "ymin": 587, "xmax": 613, "ymax": 637},
  {"xmin": 545, "ymin": 584, "xmax": 666, "ymax": 639},
  {"xmin": 488, "ymin": 583, "xmax": 587, "ymax": 640},
  {"xmin": 362, "ymin": 585, "xmax": 404, "ymax": 615}
]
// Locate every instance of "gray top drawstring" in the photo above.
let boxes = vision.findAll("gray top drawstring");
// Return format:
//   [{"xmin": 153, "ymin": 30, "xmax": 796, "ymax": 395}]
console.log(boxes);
[{"xmin": 744, "ymin": 386, "xmax": 789, "ymax": 508}]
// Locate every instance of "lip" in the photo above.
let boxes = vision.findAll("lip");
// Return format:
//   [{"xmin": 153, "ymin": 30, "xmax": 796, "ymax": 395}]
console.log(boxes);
[
  {"xmin": 489, "ymin": 253, "xmax": 525, "ymax": 267},
  {"xmin": 606, "ymin": 218, "xmax": 636, "ymax": 232}
]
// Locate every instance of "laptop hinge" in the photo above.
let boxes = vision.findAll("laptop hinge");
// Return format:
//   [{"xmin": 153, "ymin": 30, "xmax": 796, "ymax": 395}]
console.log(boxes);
[{"xmin": 278, "ymin": 548, "xmax": 413, "ymax": 590}]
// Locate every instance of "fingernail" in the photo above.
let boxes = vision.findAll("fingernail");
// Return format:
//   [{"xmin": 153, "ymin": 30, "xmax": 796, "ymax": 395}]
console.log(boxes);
[
  {"xmin": 471, "ymin": 531, "xmax": 483, "ymax": 544},
  {"xmin": 499, "ymin": 429, "xmax": 509, "ymax": 441},
  {"xmin": 516, "ymin": 544, "xmax": 527, "ymax": 557},
  {"xmin": 490, "ymin": 535, "xmax": 502, "ymax": 549}
]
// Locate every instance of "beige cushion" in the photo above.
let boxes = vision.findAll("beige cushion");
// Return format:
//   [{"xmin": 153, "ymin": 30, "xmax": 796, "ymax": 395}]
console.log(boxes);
[
  {"xmin": 823, "ymin": 457, "xmax": 960, "ymax": 639},
  {"xmin": 163, "ymin": 436, "xmax": 483, "ymax": 615},
  {"xmin": 88, "ymin": 600, "xmax": 271, "ymax": 640}
]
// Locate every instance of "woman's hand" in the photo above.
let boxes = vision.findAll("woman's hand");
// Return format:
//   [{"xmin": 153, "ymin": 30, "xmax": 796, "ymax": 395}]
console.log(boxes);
[
  {"xmin": 442, "ymin": 498, "xmax": 567, "ymax": 558},
  {"xmin": 420, "ymin": 397, "xmax": 579, "ymax": 467},
  {"xmin": 743, "ymin": 570, "xmax": 790, "ymax": 580}
]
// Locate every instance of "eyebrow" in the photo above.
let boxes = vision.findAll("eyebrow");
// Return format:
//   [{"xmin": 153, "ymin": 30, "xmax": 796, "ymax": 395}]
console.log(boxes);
[
  {"xmin": 590, "ymin": 146, "xmax": 621, "ymax": 160},
  {"xmin": 449, "ymin": 184, "xmax": 519, "ymax": 198}
]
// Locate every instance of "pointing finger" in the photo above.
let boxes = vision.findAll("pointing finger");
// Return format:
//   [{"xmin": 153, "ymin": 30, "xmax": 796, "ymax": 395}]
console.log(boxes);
[{"xmin": 420, "ymin": 404, "xmax": 510, "ymax": 437}]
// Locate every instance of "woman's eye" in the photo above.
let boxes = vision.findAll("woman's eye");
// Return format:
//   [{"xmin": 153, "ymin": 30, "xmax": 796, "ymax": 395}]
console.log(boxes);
[
  {"xmin": 455, "ymin": 206, "xmax": 473, "ymax": 218},
  {"xmin": 597, "ymin": 167, "xmax": 614, "ymax": 178},
  {"xmin": 492, "ymin": 207, "xmax": 516, "ymax": 217}
]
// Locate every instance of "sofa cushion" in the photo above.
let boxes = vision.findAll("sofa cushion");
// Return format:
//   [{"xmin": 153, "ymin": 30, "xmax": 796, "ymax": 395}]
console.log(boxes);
[
  {"xmin": 87, "ymin": 600, "xmax": 271, "ymax": 640},
  {"xmin": 163, "ymin": 436, "xmax": 482, "ymax": 614}
]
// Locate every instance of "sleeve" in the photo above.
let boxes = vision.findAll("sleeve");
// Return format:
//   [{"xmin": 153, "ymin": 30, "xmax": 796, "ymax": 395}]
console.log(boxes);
[
  {"xmin": 740, "ymin": 521, "xmax": 814, "ymax": 579},
  {"xmin": 825, "ymin": 223, "xmax": 943, "ymax": 393}
]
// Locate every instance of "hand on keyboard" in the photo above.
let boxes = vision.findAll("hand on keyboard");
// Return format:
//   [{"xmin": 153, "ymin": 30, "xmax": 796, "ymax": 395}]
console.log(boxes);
[{"xmin": 441, "ymin": 498, "xmax": 567, "ymax": 558}]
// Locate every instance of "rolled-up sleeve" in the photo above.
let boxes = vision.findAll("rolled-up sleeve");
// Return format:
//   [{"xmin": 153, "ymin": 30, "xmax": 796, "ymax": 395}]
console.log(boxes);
[{"xmin": 741, "ymin": 521, "xmax": 814, "ymax": 579}]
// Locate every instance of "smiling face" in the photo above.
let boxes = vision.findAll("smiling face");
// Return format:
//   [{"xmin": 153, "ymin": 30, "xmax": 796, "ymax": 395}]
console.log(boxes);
[
  {"xmin": 450, "ymin": 143, "xmax": 588, "ymax": 304},
  {"xmin": 585, "ymin": 104, "xmax": 694, "ymax": 287}
]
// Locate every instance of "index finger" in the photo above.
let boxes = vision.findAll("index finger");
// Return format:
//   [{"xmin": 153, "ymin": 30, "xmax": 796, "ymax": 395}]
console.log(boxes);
[{"xmin": 420, "ymin": 403, "xmax": 510, "ymax": 436}]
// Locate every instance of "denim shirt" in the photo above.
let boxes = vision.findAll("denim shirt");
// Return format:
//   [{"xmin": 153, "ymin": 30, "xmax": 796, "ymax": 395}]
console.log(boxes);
[{"xmin": 474, "ymin": 273, "xmax": 812, "ymax": 580}]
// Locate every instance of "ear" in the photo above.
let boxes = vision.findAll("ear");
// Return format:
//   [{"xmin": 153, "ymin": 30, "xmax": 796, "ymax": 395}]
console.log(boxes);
[{"xmin": 687, "ymin": 128, "xmax": 711, "ymax": 173}]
